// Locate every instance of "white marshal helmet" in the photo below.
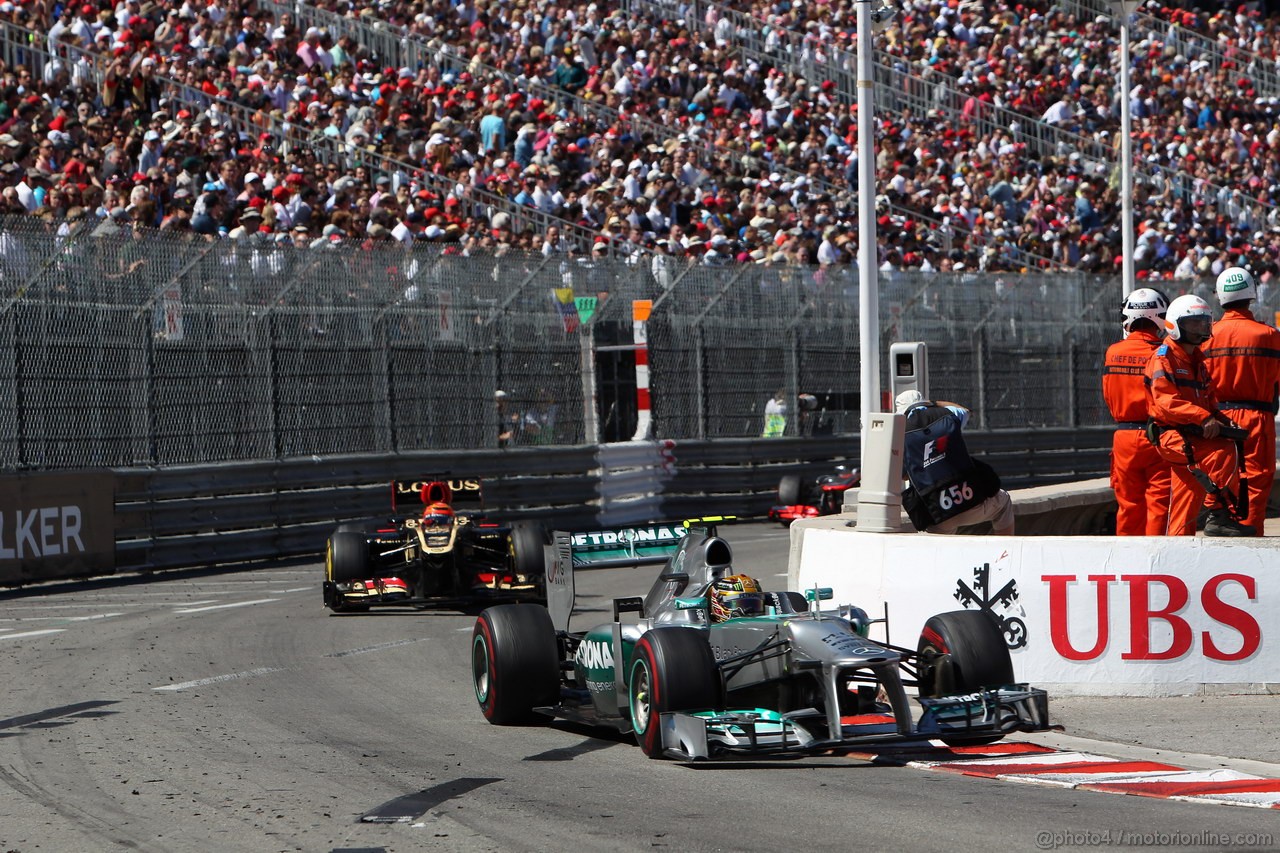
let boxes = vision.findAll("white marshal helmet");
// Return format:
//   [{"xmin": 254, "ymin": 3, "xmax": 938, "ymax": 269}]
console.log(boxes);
[
  {"xmin": 1215, "ymin": 265, "xmax": 1257, "ymax": 305},
  {"xmin": 1121, "ymin": 287, "xmax": 1169, "ymax": 333},
  {"xmin": 1164, "ymin": 294, "xmax": 1214, "ymax": 342}
]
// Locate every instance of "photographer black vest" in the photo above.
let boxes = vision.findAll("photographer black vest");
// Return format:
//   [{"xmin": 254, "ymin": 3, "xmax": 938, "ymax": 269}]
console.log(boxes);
[{"xmin": 901, "ymin": 403, "xmax": 1001, "ymax": 529}]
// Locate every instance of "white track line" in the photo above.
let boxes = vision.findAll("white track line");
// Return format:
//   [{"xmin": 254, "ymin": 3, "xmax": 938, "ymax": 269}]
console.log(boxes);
[
  {"xmin": 265, "ymin": 587, "xmax": 312, "ymax": 594},
  {"xmin": 0, "ymin": 613, "xmax": 123, "ymax": 623},
  {"xmin": 58, "ymin": 592, "xmax": 231, "ymax": 598},
  {"xmin": 0, "ymin": 629, "xmax": 66, "ymax": 641},
  {"xmin": 152, "ymin": 667, "xmax": 284, "ymax": 692},
  {"xmin": 0, "ymin": 603, "xmax": 160, "ymax": 609},
  {"xmin": 325, "ymin": 638, "xmax": 430, "ymax": 658},
  {"xmin": 173, "ymin": 598, "xmax": 278, "ymax": 614},
  {"xmin": 170, "ymin": 580, "xmax": 300, "ymax": 586}
]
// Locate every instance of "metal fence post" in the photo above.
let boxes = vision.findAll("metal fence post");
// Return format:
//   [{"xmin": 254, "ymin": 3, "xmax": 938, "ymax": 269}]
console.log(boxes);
[
  {"xmin": 695, "ymin": 321, "xmax": 707, "ymax": 441},
  {"xmin": 13, "ymin": 305, "xmax": 26, "ymax": 469},
  {"xmin": 1068, "ymin": 339, "xmax": 1079, "ymax": 430},
  {"xmin": 379, "ymin": 315, "xmax": 395, "ymax": 452},
  {"xmin": 976, "ymin": 327, "xmax": 987, "ymax": 432},
  {"xmin": 785, "ymin": 326, "xmax": 799, "ymax": 436},
  {"xmin": 143, "ymin": 312, "xmax": 156, "ymax": 465},
  {"xmin": 269, "ymin": 314, "xmax": 282, "ymax": 460}
]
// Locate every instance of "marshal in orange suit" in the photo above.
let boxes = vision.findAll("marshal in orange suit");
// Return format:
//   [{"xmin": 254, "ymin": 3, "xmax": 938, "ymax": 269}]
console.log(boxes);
[
  {"xmin": 1145, "ymin": 295, "xmax": 1253, "ymax": 538},
  {"xmin": 1102, "ymin": 288, "xmax": 1171, "ymax": 535},
  {"xmin": 1202, "ymin": 266, "xmax": 1280, "ymax": 536}
]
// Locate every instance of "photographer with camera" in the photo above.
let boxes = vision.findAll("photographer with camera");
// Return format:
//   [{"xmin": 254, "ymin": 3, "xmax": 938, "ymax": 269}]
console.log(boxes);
[
  {"xmin": 1144, "ymin": 295, "xmax": 1253, "ymax": 537},
  {"xmin": 895, "ymin": 390, "xmax": 1015, "ymax": 536}
]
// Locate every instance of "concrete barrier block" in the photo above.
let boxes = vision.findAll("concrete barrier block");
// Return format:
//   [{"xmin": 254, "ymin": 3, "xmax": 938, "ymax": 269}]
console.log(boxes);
[
  {"xmin": 808, "ymin": 480, "xmax": 1117, "ymax": 536},
  {"xmin": 791, "ymin": 525, "xmax": 1279, "ymax": 696}
]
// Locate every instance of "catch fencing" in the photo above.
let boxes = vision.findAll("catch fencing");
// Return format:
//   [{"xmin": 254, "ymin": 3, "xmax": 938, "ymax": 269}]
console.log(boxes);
[{"xmin": 0, "ymin": 217, "xmax": 1242, "ymax": 472}]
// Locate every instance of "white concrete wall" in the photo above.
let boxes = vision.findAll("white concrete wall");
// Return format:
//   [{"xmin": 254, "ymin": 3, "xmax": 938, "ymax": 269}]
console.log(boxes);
[{"xmin": 790, "ymin": 520, "xmax": 1277, "ymax": 697}]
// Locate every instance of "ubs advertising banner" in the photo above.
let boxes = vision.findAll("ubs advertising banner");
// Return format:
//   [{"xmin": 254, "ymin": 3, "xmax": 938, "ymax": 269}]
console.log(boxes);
[
  {"xmin": 0, "ymin": 471, "xmax": 114, "ymax": 585},
  {"xmin": 795, "ymin": 529, "xmax": 1273, "ymax": 696}
]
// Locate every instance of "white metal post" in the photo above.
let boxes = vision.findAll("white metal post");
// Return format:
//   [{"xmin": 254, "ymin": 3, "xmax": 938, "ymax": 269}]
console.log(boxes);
[
  {"xmin": 857, "ymin": 0, "xmax": 882, "ymax": 463},
  {"xmin": 1112, "ymin": 1, "xmax": 1139, "ymax": 299}
]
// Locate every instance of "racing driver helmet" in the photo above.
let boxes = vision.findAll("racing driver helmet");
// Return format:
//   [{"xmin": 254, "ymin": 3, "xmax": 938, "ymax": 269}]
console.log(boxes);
[
  {"xmin": 422, "ymin": 501, "xmax": 455, "ymax": 527},
  {"xmin": 709, "ymin": 574, "xmax": 766, "ymax": 623}
]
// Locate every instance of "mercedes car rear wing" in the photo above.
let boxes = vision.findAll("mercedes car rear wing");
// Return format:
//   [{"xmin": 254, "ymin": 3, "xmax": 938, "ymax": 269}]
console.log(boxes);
[{"xmin": 546, "ymin": 517, "xmax": 741, "ymax": 631}]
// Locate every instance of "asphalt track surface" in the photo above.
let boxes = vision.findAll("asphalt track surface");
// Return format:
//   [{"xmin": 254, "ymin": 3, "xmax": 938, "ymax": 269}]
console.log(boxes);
[{"xmin": 2, "ymin": 522, "xmax": 1277, "ymax": 853}]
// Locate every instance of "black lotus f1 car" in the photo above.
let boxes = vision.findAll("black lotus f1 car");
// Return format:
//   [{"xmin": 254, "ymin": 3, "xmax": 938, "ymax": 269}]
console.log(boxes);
[
  {"xmin": 323, "ymin": 479, "xmax": 546, "ymax": 613},
  {"xmin": 471, "ymin": 520, "xmax": 1049, "ymax": 759}
]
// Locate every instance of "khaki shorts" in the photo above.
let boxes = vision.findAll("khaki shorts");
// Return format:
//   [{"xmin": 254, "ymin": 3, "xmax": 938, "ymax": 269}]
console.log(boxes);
[{"xmin": 927, "ymin": 489, "xmax": 1015, "ymax": 536}]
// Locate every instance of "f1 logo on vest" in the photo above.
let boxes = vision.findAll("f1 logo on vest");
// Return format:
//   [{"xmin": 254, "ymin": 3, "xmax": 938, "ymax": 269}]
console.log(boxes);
[{"xmin": 922, "ymin": 435, "xmax": 950, "ymax": 468}]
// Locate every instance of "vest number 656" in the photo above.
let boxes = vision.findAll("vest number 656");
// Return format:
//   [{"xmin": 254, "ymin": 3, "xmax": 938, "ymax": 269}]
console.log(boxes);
[{"xmin": 938, "ymin": 482, "xmax": 975, "ymax": 511}]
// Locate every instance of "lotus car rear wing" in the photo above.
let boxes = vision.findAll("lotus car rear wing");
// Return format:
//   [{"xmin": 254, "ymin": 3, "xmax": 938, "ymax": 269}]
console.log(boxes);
[{"xmin": 390, "ymin": 477, "xmax": 484, "ymax": 513}]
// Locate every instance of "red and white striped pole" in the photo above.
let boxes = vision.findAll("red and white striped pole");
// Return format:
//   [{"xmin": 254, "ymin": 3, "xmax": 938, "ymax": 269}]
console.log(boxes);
[{"xmin": 631, "ymin": 299, "xmax": 652, "ymax": 441}]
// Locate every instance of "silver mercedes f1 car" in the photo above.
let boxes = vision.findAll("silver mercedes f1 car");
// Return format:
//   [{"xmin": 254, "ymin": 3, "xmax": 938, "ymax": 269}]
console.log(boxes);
[{"xmin": 471, "ymin": 519, "xmax": 1049, "ymax": 760}]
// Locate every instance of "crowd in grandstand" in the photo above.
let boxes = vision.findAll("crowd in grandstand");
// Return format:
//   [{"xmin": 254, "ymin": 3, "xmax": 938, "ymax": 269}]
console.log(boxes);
[{"xmin": 1, "ymin": 0, "xmax": 1279, "ymax": 284}]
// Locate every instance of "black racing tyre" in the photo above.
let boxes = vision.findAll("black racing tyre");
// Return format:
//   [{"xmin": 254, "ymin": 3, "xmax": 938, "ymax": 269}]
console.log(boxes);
[
  {"xmin": 916, "ymin": 610, "xmax": 1014, "ymax": 699},
  {"xmin": 327, "ymin": 531, "xmax": 370, "ymax": 584},
  {"xmin": 471, "ymin": 604, "xmax": 560, "ymax": 725},
  {"xmin": 917, "ymin": 611, "xmax": 1014, "ymax": 746},
  {"xmin": 509, "ymin": 521, "xmax": 547, "ymax": 579},
  {"xmin": 325, "ymin": 532, "xmax": 372, "ymax": 613},
  {"xmin": 628, "ymin": 627, "xmax": 723, "ymax": 758},
  {"xmin": 777, "ymin": 473, "xmax": 803, "ymax": 506}
]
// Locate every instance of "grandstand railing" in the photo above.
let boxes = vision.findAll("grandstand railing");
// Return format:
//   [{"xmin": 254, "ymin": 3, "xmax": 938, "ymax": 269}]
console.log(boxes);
[
  {"xmin": 259, "ymin": 2, "xmax": 654, "ymax": 256},
  {"xmin": 263, "ymin": 1, "xmax": 859, "ymax": 251},
  {"xmin": 267, "ymin": 0, "xmax": 852, "ymax": 255},
  {"xmin": 0, "ymin": 19, "xmax": 640, "ymax": 259},
  {"xmin": 676, "ymin": 0, "xmax": 1280, "ymax": 234},
  {"xmin": 1067, "ymin": 0, "xmax": 1280, "ymax": 99},
  {"xmin": 622, "ymin": 0, "xmax": 1066, "ymax": 270},
  {"xmin": 0, "ymin": 21, "xmax": 294, "ymax": 142},
  {"xmin": 273, "ymin": 0, "xmax": 1216, "ymax": 269}
]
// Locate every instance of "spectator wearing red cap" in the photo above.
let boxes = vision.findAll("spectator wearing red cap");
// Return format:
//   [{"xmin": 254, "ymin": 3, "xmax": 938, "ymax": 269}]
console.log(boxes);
[
  {"xmin": 69, "ymin": 4, "xmax": 97, "ymax": 43},
  {"xmin": 271, "ymin": 183, "xmax": 294, "ymax": 229}
]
